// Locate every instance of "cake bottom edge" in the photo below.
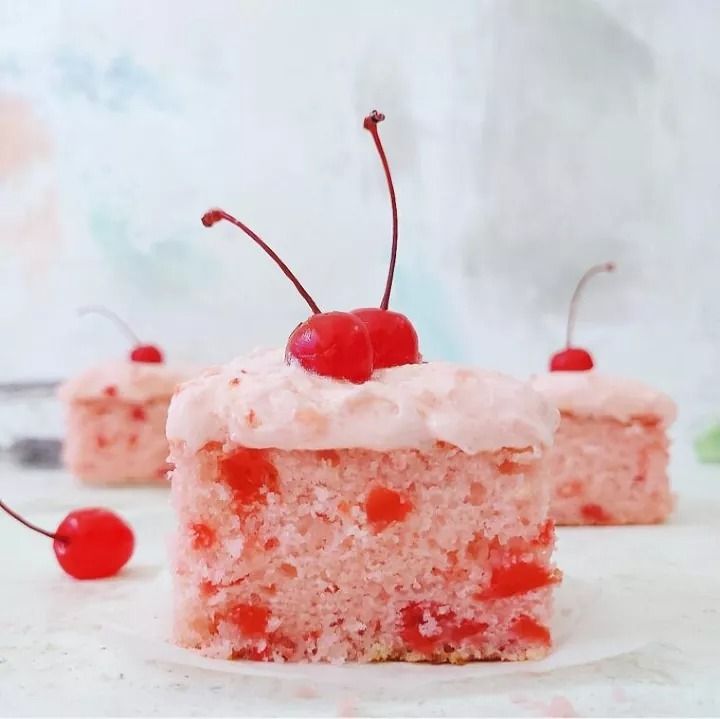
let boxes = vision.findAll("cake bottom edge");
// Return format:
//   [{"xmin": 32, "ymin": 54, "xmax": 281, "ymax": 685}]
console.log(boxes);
[
  {"xmin": 365, "ymin": 643, "xmax": 550, "ymax": 664},
  {"xmin": 173, "ymin": 636, "xmax": 552, "ymax": 665}
]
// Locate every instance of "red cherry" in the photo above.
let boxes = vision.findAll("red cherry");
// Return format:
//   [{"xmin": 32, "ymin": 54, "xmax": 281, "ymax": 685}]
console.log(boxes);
[
  {"xmin": 130, "ymin": 344, "xmax": 164, "ymax": 363},
  {"xmin": 53, "ymin": 509, "xmax": 134, "ymax": 579},
  {"xmin": 549, "ymin": 347, "xmax": 594, "ymax": 372},
  {"xmin": 352, "ymin": 308, "xmax": 419, "ymax": 369},
  {"xmin": 549, "ymin": 262, "xmax": 615, "ymax": 372},
  {"xmin": 79, "ymin": 306, "xmax": 164, "ymax": 364},
  {"xmin": 0, "ymin": 501, "xmax": 134, "ymax": 580},
  {"xmin": 360, "ymin": 111, "xmax": 421, "ymax": 367},
  {"xmin": 286, "ymin": 312, "xmax": 374, "ymax": 383}
]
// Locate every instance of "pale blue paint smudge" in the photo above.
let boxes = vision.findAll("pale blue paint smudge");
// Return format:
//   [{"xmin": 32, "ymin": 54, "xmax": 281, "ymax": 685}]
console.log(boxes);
[
  {"xmin": 54, "ymin": 50, "xmax": 99, "ymax": 102},
  {"xmin": 104, "ymin": 54, "xmax": 172, "ymax": 111},
  {"xmin": 90, "ymin": 209, "xmax": 217, "ymax": 297},
  {"xmin": 0, "ymin": 55, "xmax": 22, "ymax": 78},
  {"xmin": 54, "ymin": 50, "xmax": 175, "ymax": 111}
]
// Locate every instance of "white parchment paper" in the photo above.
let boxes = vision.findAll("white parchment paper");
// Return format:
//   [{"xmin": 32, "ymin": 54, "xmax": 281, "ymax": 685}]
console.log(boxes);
[{"xmin": 105, "ymin": 573, "xmax": 650, "ymax": 688}]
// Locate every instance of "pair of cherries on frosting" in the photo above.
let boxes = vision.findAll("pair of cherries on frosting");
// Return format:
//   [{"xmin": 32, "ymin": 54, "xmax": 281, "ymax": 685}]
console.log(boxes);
[
  {"xmin": 202, "ymin": 110, "xmax": 419, "ymax": 384},
  {"xmin": 286, "ymin": 306, "xmax": 419, "ymax": 383}
]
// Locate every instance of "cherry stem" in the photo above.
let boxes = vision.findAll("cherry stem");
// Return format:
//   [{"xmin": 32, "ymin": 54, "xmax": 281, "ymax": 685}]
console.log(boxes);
[
  {"xmin": 201, "ymin": 209, "xmax": 321, "ymax": 315},
  {"xmin": 363, "ymin": 110, "xmax": 398, "ymax": 311},
  {"xmin": 0, "ymin": 499, "xmax": 65, "ymax": 542},
  {"xmin": 566, "ymin": 262, "xmax": 616, "ymax": 348},
  {"xmin": 78, "ymin": 306, "xmax": 141, "ymax": 345}
]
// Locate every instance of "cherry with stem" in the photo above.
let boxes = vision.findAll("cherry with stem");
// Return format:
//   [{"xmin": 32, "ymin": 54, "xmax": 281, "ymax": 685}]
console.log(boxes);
[
  {"xmin": 549, "ymin": 261, "xmax": 616, "ymax": 372},
  {"xmin": 0, "ymin": 500, "xmax": 134, "ymax": 579},
  {"xmin": 79, "ymin": 305, "xmax": 164, "ymax": 364},
  {"xmin": 200, "ymin": 109, "xmax": 420, "ymax": 381},
  {"xmin": 353, "ymin": 111, "xmax": 419, "ymax": 369}
]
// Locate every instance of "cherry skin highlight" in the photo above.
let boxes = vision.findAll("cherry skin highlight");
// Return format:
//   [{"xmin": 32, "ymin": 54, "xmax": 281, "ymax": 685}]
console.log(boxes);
[
  {"xmin": 53, "ymin": 508, "xmax": 135, "ymax": 579},
  {"xmin": 0, "ymin": 501, "xmax": 134, "ymax": 580},
  {"xmin": 130, "ymin": 344, "xmax": 164, "ymax": 364},
  {"xmin": 352, "ymin": 308, "xmax": 419, "ymax": 369},
  {"xmin": 285, "ymin": 312, "xmax": 374, "ymax": 383}
]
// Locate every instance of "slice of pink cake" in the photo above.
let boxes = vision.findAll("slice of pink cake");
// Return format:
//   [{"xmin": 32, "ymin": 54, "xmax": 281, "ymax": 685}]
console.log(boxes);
[
  {"xmin": 59, "ymin": 361, "xmax": 193, "ymax": 485},
  {"xmin": 167, "ymin": 350, "xmax": 560, "ymax": 664},
  {"xmin": 531, "ymin": 372, "xmax": 676, "ymax": 525}
]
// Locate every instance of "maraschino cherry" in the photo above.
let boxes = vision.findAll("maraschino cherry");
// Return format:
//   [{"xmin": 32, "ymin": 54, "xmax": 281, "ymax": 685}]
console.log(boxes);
[
  {"xmin": 351, "ymin": 111, "xmax": 420, "ymax": 369},
  {"xmin": 549, "ymin": 262, "xmax": 616, "ymax": 372},
  {"xmin": 202, "ymin": 109, "xmax": 420, "ymax": 383},
  {"xmin": 0, "ymin": 500, "xmax": 134, "ymax": 579},
  {"xmin": 79, "ymin": 306, "xmax": 164, "ymax": 363}
]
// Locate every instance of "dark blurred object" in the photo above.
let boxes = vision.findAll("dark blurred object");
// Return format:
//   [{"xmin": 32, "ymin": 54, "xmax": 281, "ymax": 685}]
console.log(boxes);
[
  {"xmin": 0, "ymin": 381, "xmax": 60, "ymax": 396},
  {"xmin": 6, "ymin": 438, "xmax": 63, "ymax": 468},
  {"xmin": 0, "ymin": 380, "xmax": 64, "ymax": 468}
]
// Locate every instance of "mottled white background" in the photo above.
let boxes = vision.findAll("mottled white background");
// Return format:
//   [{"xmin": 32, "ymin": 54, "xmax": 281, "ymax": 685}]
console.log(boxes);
[
  {"xmin": 2, "ymin": 6, "xmax": 720, "ymax": 717},
  {"xmin": 1, "ymin": 0, "xmax": 718, "ymax": 449}
]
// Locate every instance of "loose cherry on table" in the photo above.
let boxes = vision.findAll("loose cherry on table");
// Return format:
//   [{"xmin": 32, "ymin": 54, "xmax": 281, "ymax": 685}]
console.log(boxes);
[
  {"xmin": 549, "ymin": 262, "xmax": 616, "ymax": 372},
  {"xmin": 78, "ymin": 306, "xmax": 164, "ymax": 364},
  {"xmin": 0, "ymin": 500, "xmax": 134, "ymax": 579},
  {"xmin": 201, "ymin": 109, "xmax": 420, "ymax": 383}
]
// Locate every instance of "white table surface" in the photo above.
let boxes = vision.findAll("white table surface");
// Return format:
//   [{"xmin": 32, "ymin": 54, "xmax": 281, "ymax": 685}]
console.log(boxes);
[{"xmin": 2, "ymin": 458, "xmax": 719, "ymax": 718}]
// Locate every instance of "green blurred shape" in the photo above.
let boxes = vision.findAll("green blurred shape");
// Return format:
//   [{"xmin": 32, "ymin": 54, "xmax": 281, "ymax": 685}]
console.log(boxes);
[{"xmin": 695, "ymin": 423, "xmax": 720, "ymax": 463}]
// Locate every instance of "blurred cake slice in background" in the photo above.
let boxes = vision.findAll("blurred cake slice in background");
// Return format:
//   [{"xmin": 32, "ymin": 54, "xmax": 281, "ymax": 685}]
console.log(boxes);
[
  {"xmin": 60, "ymin": 360, "xmax": 193, "ymax": 485},
  {"xmin": 532, "ymin": 372, "xmax": 676, "ymax": 525}
]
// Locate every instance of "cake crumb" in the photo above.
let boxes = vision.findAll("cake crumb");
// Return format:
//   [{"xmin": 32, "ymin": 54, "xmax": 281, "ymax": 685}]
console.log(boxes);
[
  {"xmin": 545, "ymin": 696, "xmax": 577, "ymax": 717},
  {"xmin": 612, "ymin": 687, "xmax": 628, "ymax": 702},
  {"xmin": 513, "ymin": 694, "xmax": 578, "ymax": 717},
  {"xmin": 337, "ymin": 695, "xmax": 358, "ymax": 717}
]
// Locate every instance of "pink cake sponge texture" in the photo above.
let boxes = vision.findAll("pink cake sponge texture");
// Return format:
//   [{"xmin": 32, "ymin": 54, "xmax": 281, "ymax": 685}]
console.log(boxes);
[
  {"xmin": 531, "ymin": 372, "xmax": 676, "ymax": 525},
  {"xmin": 59, "ymin": 360, "xmax": 194, "ymax": 485},
  {"xmin": 168, "ymin": 350, "xmax": 561, "ymax": 663}
]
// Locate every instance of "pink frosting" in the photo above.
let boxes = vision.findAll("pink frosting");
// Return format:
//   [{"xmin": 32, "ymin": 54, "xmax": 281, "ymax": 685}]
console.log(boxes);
[
  {"xmin": 166, "ymin": 349, "xmax": 559, "ymax": 454},
  {"xmin": 530, "ymin": 371, "xmax": 677, "ymax": 426},
  {"xmin": 58, "ymin": 361, "xmax": 197, "ymax": 403}
]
